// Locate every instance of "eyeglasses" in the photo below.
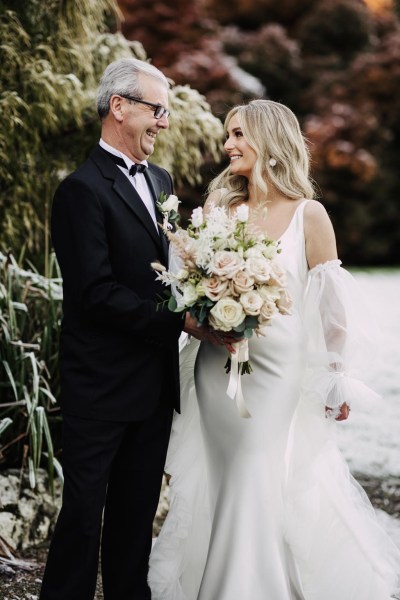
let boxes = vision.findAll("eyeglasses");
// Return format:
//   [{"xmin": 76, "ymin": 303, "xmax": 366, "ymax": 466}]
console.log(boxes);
[{"xmin": 119, "ymin": 94, "xmax": 170, "ymax": 119}]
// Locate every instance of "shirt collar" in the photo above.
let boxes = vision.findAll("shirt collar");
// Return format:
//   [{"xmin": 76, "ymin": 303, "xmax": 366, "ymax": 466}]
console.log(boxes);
[{"xmin": 99, "ymin": 139, "xmax": 148, "ymax": 170}]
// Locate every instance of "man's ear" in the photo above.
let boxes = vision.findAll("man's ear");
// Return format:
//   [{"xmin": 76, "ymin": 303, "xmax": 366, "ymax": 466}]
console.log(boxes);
[{"xmin": 109, "ymin": 95, "xmax": 124, "ymax": 123}]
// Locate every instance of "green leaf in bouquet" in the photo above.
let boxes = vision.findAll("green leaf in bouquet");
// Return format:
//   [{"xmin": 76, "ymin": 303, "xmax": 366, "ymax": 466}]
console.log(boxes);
[
  {"xmin": 192, "ymin": 305, "xmax": 206, "ymax": 325},
  {"xmin": 198, "ymin": 301, "xmax": 210, "ymax": 323},
  {"xmin": 244, "ymin": 316, "xmax": 259, "ymax": 329},
  {"xmin": 232, "ymin": 321, "xmax": 246, "ymax": 333},
  {"xmin": 168, "ymin": 295, "xmax": 178, "ymax": 312}
]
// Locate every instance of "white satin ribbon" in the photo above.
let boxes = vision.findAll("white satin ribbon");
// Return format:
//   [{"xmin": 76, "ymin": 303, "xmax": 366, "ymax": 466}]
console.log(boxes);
[{"xmin": 226, "ymin": 339, "xmax": 251, "ymax": 418}]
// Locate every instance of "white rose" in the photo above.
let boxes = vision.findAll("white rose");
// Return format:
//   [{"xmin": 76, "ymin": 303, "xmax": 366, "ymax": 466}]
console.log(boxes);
[
  {"xmin": 269, "ymin": 261, "xmax": 287, "ymax": 287},
  {"xmin": 182, "ymin": 282, "xmax": 199, "ymax": 306},
  {"xmin": 236, "ymin": 204, "xmax": 249, "ymax": 223},
  {"xmin": 162, "ymin": 194, "xmax": 180, "ymax": 213},
  {"xmin": 209, "ymin": 297, "xmax": 245, "ymax": 332},
  {"xmin": 259, "ymin": 300, "xmax": 279, "ymax": 324},
  {"xmin": 191, "ymin": 206, "xmax": 204, "ymax": 228},
  {"xmin": 277, "ymin": 289, "xmax": 293, "ymax": 315},
  {"xmin": 240, "ymin": 291, "xmax": 263, "ymax": 316},
  {"xmin": 243, "ymin": 247, "xmax": 259, "ymax": 259},
  {"xmin": 209, "ymin": 250, "xmax": 244, "ymax": 279},
  {"xmin": 231, "ymin": 270, "xmax": 255, "ymax": 295},
  {"xmin": 262, "ymin": 244, "xmax": 278, "ymax": 260},
  {"xmin": 202, "ymin": 276, "xmax": 230, "ymax": 301},
  {"xmin": 257, "ymin": 284, "xmax": 281, "ymax": 302},
  {"xmin": 175, "ymin": 268, "xmax": 189, "ymax": 281},
  {"xmin": 245, "ymin": 257, "xmax": 272, "ymax": 283}
]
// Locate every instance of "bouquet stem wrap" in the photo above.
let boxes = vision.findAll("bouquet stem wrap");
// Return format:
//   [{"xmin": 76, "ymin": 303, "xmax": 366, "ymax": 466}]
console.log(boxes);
[{"xmin": 226, "ymin": 339, "xmax": 251, "ymax": 418}]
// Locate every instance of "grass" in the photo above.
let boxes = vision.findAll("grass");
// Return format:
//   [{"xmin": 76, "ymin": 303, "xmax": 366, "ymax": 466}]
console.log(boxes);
[{"xmin": 0, "ymin": 251, "xmax": 63, "ymax": 492}]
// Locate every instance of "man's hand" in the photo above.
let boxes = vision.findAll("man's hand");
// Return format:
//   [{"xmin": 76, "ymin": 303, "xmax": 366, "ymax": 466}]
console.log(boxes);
[
  {"xmin": 183, "ymin": 313, "xmax": 209, "ymax": 341},
  {"xmin": 183, "ymin": 313, "xmax": 239, "ymax": 353}
]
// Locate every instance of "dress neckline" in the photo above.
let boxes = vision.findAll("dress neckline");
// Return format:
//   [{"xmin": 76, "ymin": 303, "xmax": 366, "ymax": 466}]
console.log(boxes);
[{"xmin": 276, "ymin": 199, "xmax": 310, "ymax": 242}]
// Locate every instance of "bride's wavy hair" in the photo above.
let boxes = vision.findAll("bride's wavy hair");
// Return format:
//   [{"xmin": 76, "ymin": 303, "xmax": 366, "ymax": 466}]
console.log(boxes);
[{"xmin": 209, "ymin": 99, "xmax": 315, "ymax": 208}]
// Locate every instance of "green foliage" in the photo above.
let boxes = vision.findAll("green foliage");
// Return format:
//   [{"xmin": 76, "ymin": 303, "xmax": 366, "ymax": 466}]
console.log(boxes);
[
  {"xmin": 153, "ymin": 85, "xmax": 223, "ymax": 186},
  {"xmin": 0, "ymin": 252, "xmax": 63, "ymax": 490},
  {"xmin": 0, "ymin": 0, "xmax": 224, "ymax": 487},
  {"xmin": 0, "ymin": 1, "xmax": 133, "ymax": 270},
  {"xmin": 0, "ymin": 0, "xmax": 223, "ymax": 270}
]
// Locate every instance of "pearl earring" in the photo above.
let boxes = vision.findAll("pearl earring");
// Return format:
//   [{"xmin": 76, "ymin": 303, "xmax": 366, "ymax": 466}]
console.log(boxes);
[{"xmin": 269, "ymin": 158, "xmax": 277, "ymax": 167}]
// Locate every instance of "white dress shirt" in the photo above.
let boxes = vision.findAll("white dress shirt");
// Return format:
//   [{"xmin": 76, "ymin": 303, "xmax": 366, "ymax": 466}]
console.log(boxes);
[{"xmin": 99, "ymin": 139, "xmax": 158, "ymax": 231}]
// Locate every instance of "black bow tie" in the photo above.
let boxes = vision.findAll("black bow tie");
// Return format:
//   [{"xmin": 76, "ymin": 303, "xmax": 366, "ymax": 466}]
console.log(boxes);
[
  {"xmin": 128, "ymin": 163, "xmax": 147, "ymax": 176},
  {"xmin": 100, "ymin": 147, "xmax": 147, "ymax": 176}
]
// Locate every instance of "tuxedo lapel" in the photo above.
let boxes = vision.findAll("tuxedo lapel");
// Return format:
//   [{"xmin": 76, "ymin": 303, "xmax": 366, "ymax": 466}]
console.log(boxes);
[
  {"xmin": 90, "ymin": 146, "xmax": 162, "ymax": 249},
  {"xmin": 112, "ymin": 173, "xmax": 162, "ymax": 249},
  {"xmin": 145, "ymin": 169, "xmax": 170, "ymax": 265}
]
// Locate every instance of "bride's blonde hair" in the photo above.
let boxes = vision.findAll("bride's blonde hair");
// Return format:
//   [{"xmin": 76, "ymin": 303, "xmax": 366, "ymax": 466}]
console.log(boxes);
[{"xmin": 208, "ymin": 99, "xmax": 315, "ymax": 208}]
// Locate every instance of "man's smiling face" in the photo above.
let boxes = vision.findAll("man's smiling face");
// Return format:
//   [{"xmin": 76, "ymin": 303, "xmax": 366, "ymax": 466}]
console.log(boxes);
[{"xmin": 119, "ymin": 73, "xmax": 169, "ymax": 162}]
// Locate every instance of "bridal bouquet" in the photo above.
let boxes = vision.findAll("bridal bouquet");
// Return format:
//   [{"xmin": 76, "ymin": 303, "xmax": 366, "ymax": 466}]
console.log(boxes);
[{"xmin": 152, "ymin": 203, "xmax": 292, "ymax": 417}]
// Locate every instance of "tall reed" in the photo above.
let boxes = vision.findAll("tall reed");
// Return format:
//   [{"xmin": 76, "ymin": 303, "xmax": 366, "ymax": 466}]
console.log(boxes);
[{"xmin": 0, "ymin": 252, "xmax": 63, "ymax": 492}]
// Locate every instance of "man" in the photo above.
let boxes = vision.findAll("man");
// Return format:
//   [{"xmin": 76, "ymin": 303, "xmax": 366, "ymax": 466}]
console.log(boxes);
[{"xmin": 40, "ymin": 57, "xmax": 205, "ymax": 600}]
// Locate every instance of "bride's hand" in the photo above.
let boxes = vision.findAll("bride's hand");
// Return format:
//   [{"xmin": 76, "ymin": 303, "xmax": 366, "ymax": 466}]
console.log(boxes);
[
  {"xmin": 325, "ymin": 403, "xmax": 351, "ymax": 421},
  {"xmin": 209, "ymin": 330, "xmax": 241, "ymax": 354}
]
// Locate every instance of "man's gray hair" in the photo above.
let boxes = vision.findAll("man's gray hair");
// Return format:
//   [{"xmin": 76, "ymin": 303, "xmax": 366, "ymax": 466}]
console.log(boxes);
[{"xmin": 96, "ymin": 57, "xmax": 169, "ymax": 119}]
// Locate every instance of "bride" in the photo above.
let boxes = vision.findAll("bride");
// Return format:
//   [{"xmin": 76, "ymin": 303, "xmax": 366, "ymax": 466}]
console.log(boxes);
[{"xmin": 149, "ymin": 99, "xmax": 400, "ymax": 599}]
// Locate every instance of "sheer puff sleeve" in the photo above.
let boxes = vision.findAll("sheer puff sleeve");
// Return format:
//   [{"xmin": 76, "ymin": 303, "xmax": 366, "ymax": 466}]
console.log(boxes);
[{"xmin": 302, "ymin": 259, "xmax": 381, "ymax": 415}]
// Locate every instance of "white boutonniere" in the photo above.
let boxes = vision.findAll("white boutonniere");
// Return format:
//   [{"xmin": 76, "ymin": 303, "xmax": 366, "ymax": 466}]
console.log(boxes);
[{"xmin": 156, "ymin": 192, "xmax": 181, "ymax": 230}]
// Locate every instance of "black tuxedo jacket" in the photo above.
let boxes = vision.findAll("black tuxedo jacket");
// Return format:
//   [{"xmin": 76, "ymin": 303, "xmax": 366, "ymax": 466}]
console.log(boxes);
[{"xmin": 51, "ymin": 145, "xmax": 184, "ymax": 421}]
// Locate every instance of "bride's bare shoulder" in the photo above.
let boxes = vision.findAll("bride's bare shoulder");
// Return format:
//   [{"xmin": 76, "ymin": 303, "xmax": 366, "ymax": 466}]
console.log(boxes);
[
  {"xmin": 304, "ymin": 199, "xmax": 333, "ymax": 229},
  {"xmin": 304, "ymin": 200, "xmax": 337, "ymax": 267}
]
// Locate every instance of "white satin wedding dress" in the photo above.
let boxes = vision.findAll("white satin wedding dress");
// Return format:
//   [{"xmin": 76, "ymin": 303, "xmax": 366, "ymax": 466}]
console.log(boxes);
[{"xmin": 149, "ymin": 200, "xmax": 400, "ymax": 600}]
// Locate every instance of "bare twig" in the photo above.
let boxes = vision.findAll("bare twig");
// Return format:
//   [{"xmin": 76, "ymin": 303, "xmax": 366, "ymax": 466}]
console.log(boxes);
[{"xmin": 0, "ymin": 536, "xmax": 36, "ymax": 571}]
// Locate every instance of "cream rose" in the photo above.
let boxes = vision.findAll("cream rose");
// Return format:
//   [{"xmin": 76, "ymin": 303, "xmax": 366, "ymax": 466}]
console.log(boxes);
[
  {"xmin": 269, "ymin": 261, "xmax": 287, "ymax": 287},
  {"xmin": 209, "ymin": 251, "xmax": 244, "ymax": 279},
  {"xmin": 240, "ymin": 291, "xmax": 263, "ymax": 316},
  {"xmin": 202, "ymin": 276, "xmax": 230, "ymax": 301},
  {"xmin": 209, "ymin": 297, "xmax": 245, "ymax": 331},
  {"xmin": 258, "ymin": 284, "xmax": 281, "ymax": 303},
  {"xmin": 245, "ymin": 257, "xmax": 272, "ymax": 283},
  {"xmin": 182, "ymin": 282, "xmax": 199, "ymax": 306},
  {"xmin": 259, "ymin": 300, "xmax": 279, "ymax": 324},
  {"xmin": 277, "ymin": 289, "xmax": 293, "ymax": 315},
  {"xmin": 232, "ymin": 270, "xmax": 255, "ymax": 295},
  {"xmin": 162, "ymin": 194, "xmax": 180, "ymax": 213}
]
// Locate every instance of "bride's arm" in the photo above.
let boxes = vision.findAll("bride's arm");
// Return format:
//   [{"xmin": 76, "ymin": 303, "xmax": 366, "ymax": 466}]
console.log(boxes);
[
  {"xmin": 302, "ymin": 201, "xmax": 379, "ymax": 421},
  {"xmin": 304, "ymin": 200, "xmax": 338, "ymax": 269}
]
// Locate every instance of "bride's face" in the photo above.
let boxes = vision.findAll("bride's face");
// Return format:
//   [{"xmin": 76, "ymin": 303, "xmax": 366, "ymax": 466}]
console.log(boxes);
[{"xmin": 224, "ymin": 114, "xmax": 257, "ymax": 180}]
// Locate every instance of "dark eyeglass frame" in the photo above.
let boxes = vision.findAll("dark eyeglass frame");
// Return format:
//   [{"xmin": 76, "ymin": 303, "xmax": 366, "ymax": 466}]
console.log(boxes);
[{"xmin": 119, "ymin": 94, "xmax": 170, "ymax": 119}]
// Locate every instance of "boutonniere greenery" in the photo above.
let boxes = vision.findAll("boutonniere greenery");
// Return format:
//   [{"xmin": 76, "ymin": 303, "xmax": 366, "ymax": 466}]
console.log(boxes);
[{"xmin": 156, "ymin": 192, "xmax": 181, "ymax": 230}]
